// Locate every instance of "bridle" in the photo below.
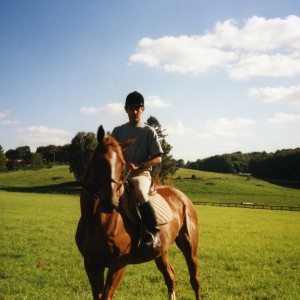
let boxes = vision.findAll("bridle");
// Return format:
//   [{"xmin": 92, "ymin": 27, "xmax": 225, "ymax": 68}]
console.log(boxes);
[{"xmin": 81, "ymin": 147, "xmax": 131, "ymax": 215}]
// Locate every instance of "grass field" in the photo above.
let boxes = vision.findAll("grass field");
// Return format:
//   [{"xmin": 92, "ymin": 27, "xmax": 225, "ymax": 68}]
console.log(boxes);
[
  {"xmin": 173, "ymin": 168, "xmax": 300, "ymax": 206},
  {"xmin": 1, "ymin": 190, "xmax": 299, "ymax": 299},
  {"xmin": 1, "ymin": 165, "xmax": 299, "ymax": 206},
  {"xmin": 0, "ymin": 166, "xmax": 299, "ymax": 299}
]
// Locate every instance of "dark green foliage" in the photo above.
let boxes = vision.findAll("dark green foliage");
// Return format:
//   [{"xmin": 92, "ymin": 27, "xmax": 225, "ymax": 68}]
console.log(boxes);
[
  {"xmin": 0, "ymin": 145, "xmax": 7, "ymax": 171},
  {"xmin": 5, "ymin": 146, "xmax": 33, "ymax": 170},
  {"xmin": 186, "ymin": 152, "xmax": 250, "ymax": 174},
  {"xmin": 185, "ymin": 148, "xmax": 300, "ymax": 181},
  {"xmin": 0, "ymin": 145, "xmax": 6, "ymax": 165},
  {"xmin": 5, "ymin": 146, "xmax": 32, "ymax": 161},
  {"xmin": 249, "ymin": 148, "xmax": 300, "ymax": 180},
  {"xmin": 30, "ymin": 152, "xmax": 44, "ymax": 166},
  {"xmin": 68, "ymin": 131, "xmax": 97, "ymax": 182},
  {"xmin": 37, "ymin": 144, "xmax": 71, "ymax": 163},
  {"xmin": 146, "ymin": 116, "xmax": 178, "ymax": 183}
]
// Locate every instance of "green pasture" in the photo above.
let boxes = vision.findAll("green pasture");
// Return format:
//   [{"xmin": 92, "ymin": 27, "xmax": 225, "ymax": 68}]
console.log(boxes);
[
  {"xmin": 0, "ymin": 166, "xmax": 299, "ymax": 299},
  {"xmin": 0, "ymin": 165, "xmax": 78, "ymax": 194},
  {"xmin": 1, "ymin": 165, "xmax": 300, "ymax": 206},
  {"xmin": 173, "ymin": 168, "xmax": 300, "ymax": 206},
  {"xmin": 1, "ymin": 190, "xmax": 299, "ymax": 299}
]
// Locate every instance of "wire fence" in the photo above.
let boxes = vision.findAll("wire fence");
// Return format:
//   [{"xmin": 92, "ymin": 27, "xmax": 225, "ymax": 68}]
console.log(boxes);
[
  {"xmin": 1, "ymin": 185, "xmax": 299, "ymax": 212},
  {"xmin": 193, "ymin": 201, "xmax": 300, "ymax": 211}
]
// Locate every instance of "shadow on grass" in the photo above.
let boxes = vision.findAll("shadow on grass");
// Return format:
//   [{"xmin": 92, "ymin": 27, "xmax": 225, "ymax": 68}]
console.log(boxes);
[
  {"xmin": 0, "ymin": 181, "xmax": 81, "ymax": 195},
  {"xmin": 265, "ymin": 179, "xmax": 300, "ymax": 190}
]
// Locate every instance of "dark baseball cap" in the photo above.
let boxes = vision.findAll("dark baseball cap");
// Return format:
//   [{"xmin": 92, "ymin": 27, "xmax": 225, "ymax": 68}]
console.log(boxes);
[{"xmin": 125, "ymin": 91, "xmax": 144, "ymax": 107}]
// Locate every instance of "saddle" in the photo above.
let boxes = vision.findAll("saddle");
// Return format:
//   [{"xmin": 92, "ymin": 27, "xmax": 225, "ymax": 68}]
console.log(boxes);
[{"xmin": 120, "ymin": 182, "xmax": 173, "ymax": 226}]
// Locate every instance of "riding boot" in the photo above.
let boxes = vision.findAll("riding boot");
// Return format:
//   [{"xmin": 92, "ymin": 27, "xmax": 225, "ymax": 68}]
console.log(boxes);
[{"xmin": 139, "ymin": 201, "xmax": 161, "ymax": 248}]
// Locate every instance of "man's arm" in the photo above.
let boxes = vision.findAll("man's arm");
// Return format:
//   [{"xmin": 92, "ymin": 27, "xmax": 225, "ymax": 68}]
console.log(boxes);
[{"xmin": 125, "ymin": 154, "xmax": 162, "ymax": 171}]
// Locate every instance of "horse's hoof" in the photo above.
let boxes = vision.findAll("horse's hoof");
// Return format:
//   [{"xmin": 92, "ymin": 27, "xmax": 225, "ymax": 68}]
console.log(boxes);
[{"xmin": 168, "ymin": 291, "xmax": 176, "ymax": 300}]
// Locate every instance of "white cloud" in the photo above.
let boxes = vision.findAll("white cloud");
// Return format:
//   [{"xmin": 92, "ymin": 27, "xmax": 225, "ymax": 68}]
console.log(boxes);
[
  {"xmin": 0, "ymin": 111, "xmax": 20, "ymax": 125},
  {"xmin": 129, "ymin": 15, "xmax": 300, "ymax": 80},
  {"xmin": 166, "ymin": 121, "xmax": 190, "ymax": 136},
  {"xmin": 81, "ymin": 103, "xmax": 124, "ymax": 115},
  {"xmin": 229, "ymin": 52, "xmax": 300, "ymax": 80},
  {"xmin": 81, "ymin": 97, "xmax": 170, "ymax": 115},
  {"xmin": 146, "ymin": 96, "xmax": 171, "ymax": 108},
  {"xmin": 130, "ymin": 35, "xmax": 237, "ymax": 75},
  {"xmin": 248, "ymin": 84, "xmax": 300, "ymax": 104},
  {"xmin": 267, "ymin": 113, "xmax": 300, "ymax": 123},
  {"xmin": 201, "ymin": 118, "xmax": 257, "ymax": 138},
  {"xmin": 166, "ymin": 118, "xmax": 256, "ymax": 140},
  {"xmin": 17, "ymin": 126, "xmax": 73, "ymax": 149},
  {"xmin": 213, "ymin": 15, "xmax": 300, "ymax": 51}
]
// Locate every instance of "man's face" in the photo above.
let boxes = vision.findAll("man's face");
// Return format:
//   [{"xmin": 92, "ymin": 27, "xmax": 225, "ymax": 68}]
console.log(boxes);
[{"xmin": 125, "ymin": 105, "xmax": 144, "ymax": 125}]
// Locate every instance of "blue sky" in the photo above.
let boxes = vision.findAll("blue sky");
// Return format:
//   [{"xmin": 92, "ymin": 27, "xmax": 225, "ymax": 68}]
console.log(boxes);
[{"xmin": 1, "ymin": 0, "xmax": 300, "ymax": 161}]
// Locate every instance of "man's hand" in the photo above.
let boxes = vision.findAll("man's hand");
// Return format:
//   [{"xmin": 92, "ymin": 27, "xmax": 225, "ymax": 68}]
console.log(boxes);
[{"xmin": 125, "ymin": 162, "xmax": 140, "ymax": 170}]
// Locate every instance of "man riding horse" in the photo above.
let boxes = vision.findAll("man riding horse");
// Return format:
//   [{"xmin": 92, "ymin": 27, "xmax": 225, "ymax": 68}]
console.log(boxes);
[{"xmin": 111, "ymin": 91, "xmax": 163, "ymax": 248}]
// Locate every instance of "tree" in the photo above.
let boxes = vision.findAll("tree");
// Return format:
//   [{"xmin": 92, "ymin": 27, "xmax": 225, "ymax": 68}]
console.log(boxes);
[
  {"xmin": 6, "ymin": 146, "xmax": 32, "ymax": 162},
  {"xmin": 69, "ymin": 131, "xmax": 97, "ymax": 182},
  {"xmin": 5, "ymin": 146, "xmax": 32, "ymax": 170},
  {"xmin": 146, "ymin": 116, "xmax": 178, "ymax": 183},
  {"xmin": 31, "ymin": 152, "xmax": 44, "ymax": 166},
  {"xmin": 56, "ymin": 144, "xmax": 71, "ymax": 163},
  {"xmin": 36, "ymin": 145, "xmax": 57, "ymax": 164},
  {"xmin": 0, "ymin": 145, "xmax": 6, "ymax": 169},
  {"xmin": 37, "ymin": 144, "xmax": 71, "ymax": 164},
  {"xmin": 176, "ymin": 159, "xmax": 185, "ymax": 168}
]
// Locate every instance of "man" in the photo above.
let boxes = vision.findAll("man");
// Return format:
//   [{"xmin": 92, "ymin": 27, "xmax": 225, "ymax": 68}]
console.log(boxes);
[{"xmin": 111, "ymin": 91, "xmax": 163, "ymax": 248}]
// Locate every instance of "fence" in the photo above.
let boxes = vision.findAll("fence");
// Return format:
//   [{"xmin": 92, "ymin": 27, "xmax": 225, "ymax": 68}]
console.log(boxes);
[
  {"xmin": 1, "ymin": 185, "xmax": 299, "ymax": 211},
  {"xmin": 193, "ymin": 201, "xmax": 300, "ymax": 211}
]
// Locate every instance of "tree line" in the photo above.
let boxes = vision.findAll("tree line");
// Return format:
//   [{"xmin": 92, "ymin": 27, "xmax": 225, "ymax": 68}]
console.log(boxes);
[
  {"xmin": 184, "ymin": 148, "xmax": 300, "ymax": 181},
  {"xmin": 0, "ymin": 116, "xmax": 178, "ymax": 184},
  {"xmin": 1, "ymin": 116, "xmax": 299, "ymax": 182}
]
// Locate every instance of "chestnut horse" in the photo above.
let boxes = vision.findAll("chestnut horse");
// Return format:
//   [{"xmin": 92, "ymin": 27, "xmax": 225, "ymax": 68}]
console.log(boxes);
[{"xmin": 75, "ymin": 126, "xmax": 200, "ymax": 300}]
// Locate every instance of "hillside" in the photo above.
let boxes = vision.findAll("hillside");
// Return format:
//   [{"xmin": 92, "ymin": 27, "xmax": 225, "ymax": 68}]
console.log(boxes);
[
  {"xmin": 0, "ymin": 165, "xmax": 299, "ymax": 207},
  {"xmin": 172, "ymin": 169, "xmax": 300, "ymax": 207},
  {"xmin": 0, "ymin": 165, "xmax": 79, "ymax": 194}
]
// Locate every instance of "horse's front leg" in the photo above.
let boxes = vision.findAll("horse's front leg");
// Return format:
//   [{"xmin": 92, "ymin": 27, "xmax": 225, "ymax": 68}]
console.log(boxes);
[
  {"xmin": 155, "ymin": 253, "xmax": 176, "ymax": 299},
  {"xmin": 101, "ymin": 264, "xmax": 127, "ymax": 300},
  {"xmin": 84, "ymin": 259, "xmax": 105, "ymax": 300}
]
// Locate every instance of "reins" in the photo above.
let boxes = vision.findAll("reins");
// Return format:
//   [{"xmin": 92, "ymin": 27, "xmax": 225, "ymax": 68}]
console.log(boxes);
[{"xmin": 81, "ymin": 169, "xmax": 132, "ymax": 216}]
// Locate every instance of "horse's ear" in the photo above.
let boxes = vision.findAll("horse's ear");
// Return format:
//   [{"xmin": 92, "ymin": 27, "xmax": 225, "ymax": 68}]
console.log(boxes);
[
  {"xmin": 121, "ymin": 138, "xmax": 135, "ymax": 151},
  {"xmin": 97, "ymin": 125, "xmax": 105, "ymax": 143}
]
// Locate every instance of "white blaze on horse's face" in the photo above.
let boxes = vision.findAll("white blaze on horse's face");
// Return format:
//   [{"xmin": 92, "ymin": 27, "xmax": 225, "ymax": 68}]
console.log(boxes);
[{"xmin": 109, "ymin": 150, "xmax": 118, "ymax": 190}]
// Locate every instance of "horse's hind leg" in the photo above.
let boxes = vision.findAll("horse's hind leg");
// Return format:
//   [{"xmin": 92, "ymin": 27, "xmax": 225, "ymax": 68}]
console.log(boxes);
[
  {"xmin": 84, "ymin": 259, "xmax": 105, "ymax": 300},
  {"xmin": 155, "ymin": 253, "xmax": 176, "ymax": 300},
  {"xmin": 175, "ymin": 223, "xmax": 201, "ymax": 299}
]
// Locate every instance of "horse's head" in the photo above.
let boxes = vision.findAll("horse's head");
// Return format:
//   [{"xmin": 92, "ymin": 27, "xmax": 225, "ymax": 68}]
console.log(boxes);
[{"xmin": 84, "ymin": 125, "xmax": 132, "ymax": 213}]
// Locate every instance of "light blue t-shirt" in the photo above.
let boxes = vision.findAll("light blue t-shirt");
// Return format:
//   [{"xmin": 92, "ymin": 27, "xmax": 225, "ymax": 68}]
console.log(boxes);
[{"xmin": 111, "ymin": 122, "xmax": 163, "ymax": 165}]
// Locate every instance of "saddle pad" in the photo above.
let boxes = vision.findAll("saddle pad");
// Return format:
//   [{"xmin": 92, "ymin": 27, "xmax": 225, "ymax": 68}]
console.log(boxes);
[
  {"xmin": 150, "ymin": 193, "xmax": 173, "ymax": 224},
  {"xmin": 120, "ymin": 191, "xmax": 173, "ymax": 226}
]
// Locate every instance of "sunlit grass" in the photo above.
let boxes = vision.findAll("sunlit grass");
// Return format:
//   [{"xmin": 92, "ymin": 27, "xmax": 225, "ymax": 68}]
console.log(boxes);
[
  {"xmin": 1, "ymin": 191, "xmax": 299, "ymax": 299},
  {"xmin": 173, "ymin": 168, "xmax": 300, "ymax": 206},
  {"xmin": 0, "ymin": 165, "xmax": 74, "ymax": 188},
  {"xmin": 1, "ymin": 165, "xmax": 300, "ymax": 206}
]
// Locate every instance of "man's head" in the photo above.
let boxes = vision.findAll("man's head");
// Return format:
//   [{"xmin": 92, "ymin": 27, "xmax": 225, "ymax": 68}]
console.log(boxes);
[
  {"xmin": 125, "ymin": 91, "xmax": 145, "ymax": 125},
  {"xmin": 125, "ymin": 91, "xmax": 144, "ymax": 108}
]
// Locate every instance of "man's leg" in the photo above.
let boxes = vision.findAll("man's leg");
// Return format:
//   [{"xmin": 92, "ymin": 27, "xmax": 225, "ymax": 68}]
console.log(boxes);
[{"xmin": 130, "ymin": 174, "xmax": 161, "ymax": 248}]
